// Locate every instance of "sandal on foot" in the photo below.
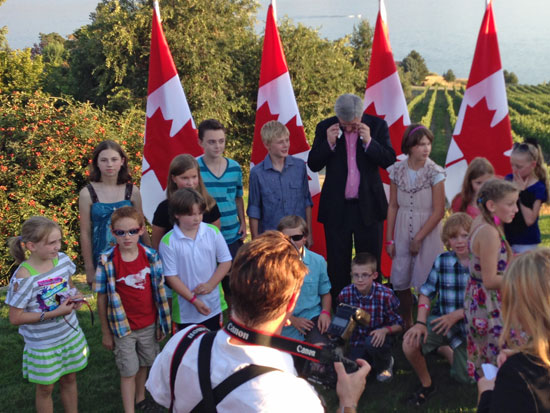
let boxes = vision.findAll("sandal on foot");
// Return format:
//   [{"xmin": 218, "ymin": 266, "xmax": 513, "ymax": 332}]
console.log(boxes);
[
  {"xmin": 136, "ymin": 397, "xmax": 164, "ymax": 413},
  {"xmin": 407, "ymin": 384, "xmax": 436, "ymax": 407}
]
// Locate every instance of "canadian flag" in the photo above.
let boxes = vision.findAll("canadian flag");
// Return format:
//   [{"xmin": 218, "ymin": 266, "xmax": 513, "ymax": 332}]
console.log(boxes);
[
  {"xmin": 141, "ymin": 1, "xmax": 203, "ymax": 222},
  {"xmin": 252, "ymin": 2, "xmax": 325, "ymax": 256},
  {"xmin": 363, "ymin": 0, "xmax": 410, "ymax": 277},
  {"xmin": 445, "ymin": 0, "xmax": 512, "ymax": 200}
]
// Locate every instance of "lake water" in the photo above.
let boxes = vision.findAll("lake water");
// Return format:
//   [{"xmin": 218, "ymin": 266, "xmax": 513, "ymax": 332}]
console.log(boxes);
[{"xmin": 1, "ymin": 0, "xmax": 548, "ymax": 84}]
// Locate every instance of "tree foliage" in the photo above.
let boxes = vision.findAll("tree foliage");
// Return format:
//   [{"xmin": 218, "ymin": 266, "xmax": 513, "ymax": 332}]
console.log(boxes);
[
  {"xmin": 62, "ymin": 0, "xmax": 365, "ymax": 162},
  {"xmin": 0, "ymin": 48, "xmax": 44, "ymax": 93},
  {"xmin": 0, "ymin": 26, "xmax": 7, "ymax": 51},
  {"xmin": 278, "ymin": 19, "xmax": 364, "ymax": 141},
  {"xmin": 443, "ymin": 69, "xmax": 456, "ymax": 82},
  {"xmin": 349, "ymin": 19, "xmax": 374, "ymax": 75},
  {"xmin": 397, "ymin": 65, "xmax": 413, "ymax": 101},
  {"xmin": 504, "ymin": 69, "xmax": 519, "ymax": 85},
  {"xmin": 0, "ymin": 90, "xmax": 145, "ymax": 284},
  {"xmin": 401, "ymin": 49, "xmax": 429, "ymax": 85}
]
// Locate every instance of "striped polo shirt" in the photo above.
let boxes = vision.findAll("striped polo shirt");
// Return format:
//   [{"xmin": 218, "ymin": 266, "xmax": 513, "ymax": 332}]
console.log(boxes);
[{"xmin": 198, "ymin": 156, "xmax": 243, "ymax": 244}]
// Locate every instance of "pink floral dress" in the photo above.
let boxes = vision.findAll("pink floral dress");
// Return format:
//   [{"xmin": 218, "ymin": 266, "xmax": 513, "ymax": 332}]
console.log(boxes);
[{"xmin": 464, "ymin": 224, "xmax": 507, "ymax": 380}]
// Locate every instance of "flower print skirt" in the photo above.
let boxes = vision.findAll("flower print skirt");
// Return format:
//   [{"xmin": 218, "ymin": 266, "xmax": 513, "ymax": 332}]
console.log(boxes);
[{"xmin": 463, "ymin": 276, "xmax": 503, "ymax": 381}]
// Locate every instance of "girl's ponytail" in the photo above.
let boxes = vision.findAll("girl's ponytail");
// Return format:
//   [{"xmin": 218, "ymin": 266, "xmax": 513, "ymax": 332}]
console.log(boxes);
[
  {"xmin": 9, "ymin": 216, "xmax": 61, "ymax": 264},
  {"xmin": 477, "ymin": 179, "xmax": 517, "ymax": 261},
  {"xmin": 530, "ymin": 141, "xmax": 549, "ymax": 204},
  {"xmin": 8, "ymin": 236, "xmax": 26, "ymax": 264}
]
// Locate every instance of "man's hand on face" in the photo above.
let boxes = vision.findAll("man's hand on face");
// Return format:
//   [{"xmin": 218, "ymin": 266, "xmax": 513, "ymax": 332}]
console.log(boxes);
[
  {"xmin": 326, "ymin": 123, "xmax": 340, "ymax": 147},
  {"xmin": 358, "ymin": 123, "xmax": 371, "ymax": 145}
]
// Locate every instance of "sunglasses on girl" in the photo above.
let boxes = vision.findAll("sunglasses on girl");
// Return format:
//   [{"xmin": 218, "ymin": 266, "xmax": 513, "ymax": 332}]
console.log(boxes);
[
  {"xmin": 113, "ymin": 228, "xmax": 141, "ymax": 237},
  {"xmin": 289, "ymin": 233, "xmax": 305, "ymax": 241}
]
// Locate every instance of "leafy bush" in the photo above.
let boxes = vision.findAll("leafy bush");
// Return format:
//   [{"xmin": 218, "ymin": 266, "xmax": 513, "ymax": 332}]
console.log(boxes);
[{"xmin": 0, "ymin": 91, "xmax": 144, "ymax": 285}]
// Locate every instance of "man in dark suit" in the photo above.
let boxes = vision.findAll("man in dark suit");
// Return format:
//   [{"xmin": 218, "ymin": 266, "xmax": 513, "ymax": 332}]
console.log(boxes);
[{"xmin": 308, "ymin": 94, "xmax": 396, "ymax": 302}]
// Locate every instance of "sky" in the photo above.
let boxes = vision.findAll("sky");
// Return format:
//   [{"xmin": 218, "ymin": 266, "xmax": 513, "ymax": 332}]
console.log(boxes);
[{"xmin": 1, "ymin": 0, "xmax": 548, "ymax": 84}]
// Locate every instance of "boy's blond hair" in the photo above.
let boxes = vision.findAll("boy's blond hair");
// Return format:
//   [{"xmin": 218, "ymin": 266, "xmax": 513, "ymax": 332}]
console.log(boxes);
[
  {"xmin": 277, "ymin": 215, "xmax": 308, "ymax": 236},
  {"xmin": 441, "ymin": 212, "xmax": 472, "ymax": 250},
  {"xmin": 261, "ymin": 120, "xmax": 289, "ymax": 146}
]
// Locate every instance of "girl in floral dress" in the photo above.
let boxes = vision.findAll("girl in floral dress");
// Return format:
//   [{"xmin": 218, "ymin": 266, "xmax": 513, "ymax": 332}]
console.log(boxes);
[
  {"xmin": 386, "ymin": 124, "xmax": 446, "ymax": 330},
  {"xmin": 465, "ymin": 179, "xmax": 518, "ymax": 382}
]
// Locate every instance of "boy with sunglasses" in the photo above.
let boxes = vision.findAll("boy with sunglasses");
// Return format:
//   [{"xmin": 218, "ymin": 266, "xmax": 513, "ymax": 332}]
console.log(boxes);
[
  {"xmin": 95, "ymin": 206, "xmax": 170, "ymax": 413},
  {"xmin": 338, "ymin": 252, "xmax": 402, "ymax": 383},
  {"xmin": 277, "ymin": 215, "xmax": 332, "ymax": 344}
]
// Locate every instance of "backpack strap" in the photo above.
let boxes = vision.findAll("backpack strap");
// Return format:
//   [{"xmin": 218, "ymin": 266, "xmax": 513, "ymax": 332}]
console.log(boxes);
[
  {"xmin": 195, "ymin": 331, "xmax": 217, "ymax": 412},
  {"xmin": 86, "ymin": 184, "xmax": 99, "ymax": 203},
  {"xmin": 190, "ymin": 365, "xmax": 279, "ymax": 412},
  {"xmin": 124, "ymin": 183, "xmax": 133, "ymax": 200},
  {"xmin": 169, "ymin": 325, "xmax": 209, "ymax": 412},
  {"xmin": 190, "ymin": 331, "xmax": 279, "ymax": 413}
]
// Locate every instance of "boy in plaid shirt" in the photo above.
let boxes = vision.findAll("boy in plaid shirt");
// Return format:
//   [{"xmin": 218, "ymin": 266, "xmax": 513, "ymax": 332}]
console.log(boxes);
[
  {"xmin": 338, "ymin": 252, "xmax": 402, "ymax": 382},
  {"xmin": 402, "ymin": 213, "xmax": 473, "ymax": 407},
  {"xmin": 95, "ymin": 206, "xmax": 170, "ymax": 412}
]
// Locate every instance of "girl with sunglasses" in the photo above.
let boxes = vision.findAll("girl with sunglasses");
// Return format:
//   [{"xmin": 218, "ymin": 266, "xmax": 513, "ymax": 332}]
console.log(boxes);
[
  {"xmin": 277, "ymin": 215, "xmax": 332, "ymax": 345},
  {"xmin": 504, "ymin": 138, "xmax": 549, "ymax": 254}
]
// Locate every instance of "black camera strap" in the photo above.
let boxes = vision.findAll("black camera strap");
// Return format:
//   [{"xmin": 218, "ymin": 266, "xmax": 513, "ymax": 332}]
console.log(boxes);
[
  {"xmin": 169, "ymin": 324, "xmax": 280, "ymax": 413},
  {"xmin": 194, "ymin": 330, "xmax": 278, "ymax": 412},
  {"xmin": 224, "ymin": 319, "xmax": 324, "ymax": 362},
  {"xmin": 169, "ymin": 325, "xmax": 209, "ymax": 412}
]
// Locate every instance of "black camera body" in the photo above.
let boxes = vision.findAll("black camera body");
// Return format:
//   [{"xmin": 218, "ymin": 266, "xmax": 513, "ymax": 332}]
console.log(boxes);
[{"xmin": 303, "ymin": 304, "xmax": 371, "ymax": 388}]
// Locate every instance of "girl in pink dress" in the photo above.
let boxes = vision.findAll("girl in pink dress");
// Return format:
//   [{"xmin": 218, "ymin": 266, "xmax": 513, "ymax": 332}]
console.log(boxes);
[
  {"xmin": 465, "ymin": 179, "xmax": 518, "ymax": 384},
  {"xmin": 451, "ymin": 157, "xmax": 495, "ymax": 218},
  {"xmin": 386, "ymin": 124, "xmax": 446, "ymax": 330}
]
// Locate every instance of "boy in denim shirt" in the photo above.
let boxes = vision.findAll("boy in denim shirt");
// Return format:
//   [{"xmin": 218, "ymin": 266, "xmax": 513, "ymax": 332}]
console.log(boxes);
[{"xmin": 247, "ymin": 121, "xmax": 313, "ymax": 244}]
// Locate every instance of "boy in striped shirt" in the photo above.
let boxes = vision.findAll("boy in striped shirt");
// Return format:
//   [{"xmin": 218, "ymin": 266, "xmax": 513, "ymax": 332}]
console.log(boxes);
[{"xmin": 197, "ymin": 119, "xmax": 246, "ymax": 298}]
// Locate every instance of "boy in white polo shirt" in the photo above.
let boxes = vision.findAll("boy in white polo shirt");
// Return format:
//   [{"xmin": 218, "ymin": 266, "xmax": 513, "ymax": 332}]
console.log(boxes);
[{"xmin": 159, "ymin": 188, "xmax": 232, "ymax": 331}]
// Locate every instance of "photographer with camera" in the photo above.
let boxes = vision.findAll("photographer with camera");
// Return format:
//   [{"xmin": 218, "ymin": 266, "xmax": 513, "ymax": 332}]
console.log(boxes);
[{"xmin": 146, "ymin": 231, "xmax": 371, "ymax": 412}]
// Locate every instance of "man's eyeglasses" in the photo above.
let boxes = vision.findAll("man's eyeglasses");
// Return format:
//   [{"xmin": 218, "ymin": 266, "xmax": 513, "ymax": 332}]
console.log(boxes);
[
  {"xmin": 113, "ymin": 228, "xmax": 141, "ymax": 237},
  {"xmin": 289, "ymin": 233, "xmax": 305, "ymax": 241},
  {"xmin": 351, "ymin": 272, "xmax": 374, "ymax": 280}
]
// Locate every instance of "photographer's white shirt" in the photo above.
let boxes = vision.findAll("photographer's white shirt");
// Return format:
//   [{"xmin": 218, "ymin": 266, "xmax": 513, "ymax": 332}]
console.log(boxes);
[{"xmin": 147, "ymin": 327, "xmax": 324, "ymax": 412}]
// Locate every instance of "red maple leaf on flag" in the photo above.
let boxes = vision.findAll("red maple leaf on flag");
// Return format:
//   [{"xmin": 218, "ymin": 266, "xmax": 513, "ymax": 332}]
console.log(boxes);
[
  {"xmin": 251, "ymin": 103, "xmax": 311, "ymax": 165},
  {"xmin": 452, "ymin": 97, "xmax": 512, "ymax": 176},
  {"xmin": 143, "ymin": 109, "xmax": 200, "ymax": 190},
  {"xmin": 251, "ymin": 102, "xmax": 279, "ymax": 165}
]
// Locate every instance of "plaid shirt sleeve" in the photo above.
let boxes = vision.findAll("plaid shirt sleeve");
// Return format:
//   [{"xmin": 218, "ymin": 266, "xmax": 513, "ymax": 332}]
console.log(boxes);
[
  {"xmin": 383, "ymin": 287, "xmax": 403, "ymax": 328},
  {"xmin": 94, "ymin": 256, "xmax": 108, "ymax": 294},
  {"xmin": 94, "ymin": 249, "xmax": 132, "ymax": 338},
  {"xmin": 419, "ymin": 256, "xmax": 441, "ymax": 301},
  {"xmin": 145, "ymin": 246, "xmax": 171, "ymax": 336}
]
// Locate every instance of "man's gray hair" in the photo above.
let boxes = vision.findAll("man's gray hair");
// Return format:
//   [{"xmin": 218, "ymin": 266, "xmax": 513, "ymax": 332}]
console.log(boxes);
[{"xmin": 334, "ymin": 94, "xmax": 364, "ymax": 121}]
